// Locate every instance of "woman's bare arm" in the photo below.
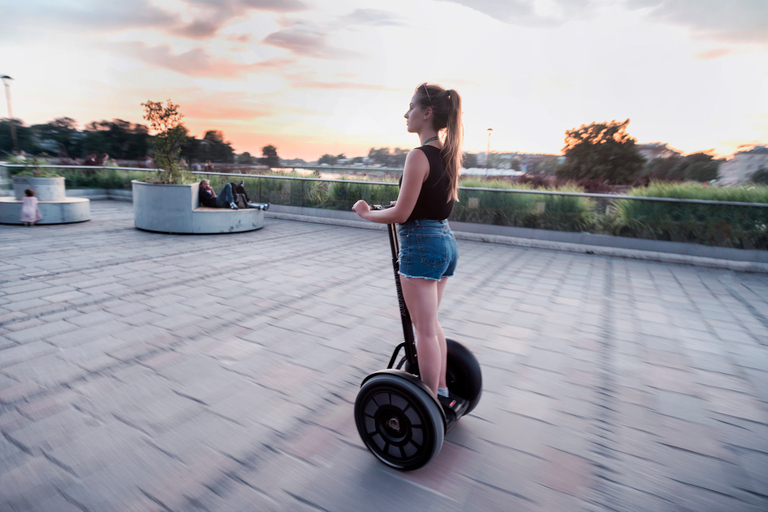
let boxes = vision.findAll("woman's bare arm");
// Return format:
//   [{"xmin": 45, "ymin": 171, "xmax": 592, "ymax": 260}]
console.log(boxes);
[{"xmin": 353, "ymin": 149, "xmax": 429, "ymax": 224}]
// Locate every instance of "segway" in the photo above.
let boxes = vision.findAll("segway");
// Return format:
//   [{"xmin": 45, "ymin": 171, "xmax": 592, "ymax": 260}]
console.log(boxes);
[{"xmin": 354, "ymin": 207, "xmax": 482, "ymax": 470}]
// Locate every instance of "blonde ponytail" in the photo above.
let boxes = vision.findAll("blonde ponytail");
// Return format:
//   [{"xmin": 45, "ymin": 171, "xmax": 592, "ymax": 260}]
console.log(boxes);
[{"xmin": 441, "ymin": 90, "xmax": 462, "ymax": 201}]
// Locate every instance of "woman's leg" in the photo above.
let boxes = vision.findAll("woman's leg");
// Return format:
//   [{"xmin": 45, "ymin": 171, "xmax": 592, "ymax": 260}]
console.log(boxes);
[
  {"xmin": 436, "ymin": 277, "xmax": 450, "ymax": 389},
  {"xmin": 400, "ymin": 276, "xmax": 441, "ymax": 396}
]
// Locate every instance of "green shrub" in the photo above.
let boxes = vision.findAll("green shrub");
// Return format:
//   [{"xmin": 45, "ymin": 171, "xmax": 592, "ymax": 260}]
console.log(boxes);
[
  {"xmin": 59, "ymin": 167, "xmax": 153, "ymax": 189},
  {"xmin": 612, "ymin": 182, "xmax": 768, "ymax": 248},
  {"xmin": 7, "ymin": 158, "xmax": 60, "ymax": 177},
  {"xmin": 14, "ymin": 168, "xmax": 61, "ymax": 178}
]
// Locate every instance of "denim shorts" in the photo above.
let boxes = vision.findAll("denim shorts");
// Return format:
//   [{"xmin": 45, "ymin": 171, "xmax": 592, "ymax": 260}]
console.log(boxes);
[{"xmin": 398, "ymin": 219, "xmax": 459, "ymax": 281}]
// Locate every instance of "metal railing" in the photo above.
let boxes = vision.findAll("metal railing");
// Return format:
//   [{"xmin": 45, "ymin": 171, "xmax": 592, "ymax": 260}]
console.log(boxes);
[
  {"xmin": 2, "ymin": 162, "xmax": 767, "ymax": 207},
  {"xmin": 3, "ymin": 162, "xmax": 767, "ymax": 248}
]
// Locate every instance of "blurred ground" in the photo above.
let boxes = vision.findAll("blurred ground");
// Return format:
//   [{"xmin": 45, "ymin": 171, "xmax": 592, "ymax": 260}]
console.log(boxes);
[{"xmin": 1, "ymin": 201, "xmax": 767, "ymax": 512}]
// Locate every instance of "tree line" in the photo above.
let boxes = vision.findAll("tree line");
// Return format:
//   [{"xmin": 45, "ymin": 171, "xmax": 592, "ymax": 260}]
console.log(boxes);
[
  {"xmin": 3, "ymin": 113, "xmax": 729, "ymax": 186},
  {"xmin": 0, "ymin": 117, "xmax": 264, "ymax": 165}
]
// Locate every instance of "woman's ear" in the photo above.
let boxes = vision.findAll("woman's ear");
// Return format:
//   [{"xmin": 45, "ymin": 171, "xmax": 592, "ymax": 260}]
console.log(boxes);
[{"xmin": 423, "ymin": 107, "xmax": 433, "ymax": 119}]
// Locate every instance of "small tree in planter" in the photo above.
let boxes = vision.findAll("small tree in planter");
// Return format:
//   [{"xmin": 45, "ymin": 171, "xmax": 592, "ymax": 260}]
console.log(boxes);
[{"xmin": 141, "ymin": 99, "xmax": 192, "ymax": 184}]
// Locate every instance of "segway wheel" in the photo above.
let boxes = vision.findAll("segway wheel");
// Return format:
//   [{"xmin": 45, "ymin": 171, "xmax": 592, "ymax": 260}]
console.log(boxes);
[
  {"xmin": 355, "ymin": 374, "xmax": 444, "ymax": 470},
  {"xmin": 446, "ymin": 338, "xmax": 483, "ymax": 414}
]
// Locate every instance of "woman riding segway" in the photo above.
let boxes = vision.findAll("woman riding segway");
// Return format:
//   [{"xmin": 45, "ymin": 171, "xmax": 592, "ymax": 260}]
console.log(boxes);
[
  {"xmin": 353, "ymin": 82, "xmax": 462, "ymax": 399},
  {"xmin": 352, "ymin": 84, "xmax": 480, "ymax": 470}
]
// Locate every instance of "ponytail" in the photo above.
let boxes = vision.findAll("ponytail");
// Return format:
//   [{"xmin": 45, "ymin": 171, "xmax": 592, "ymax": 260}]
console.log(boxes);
[
  {"xmin": 415, "ymin": 84, "xmax": 463, "ymax": 202},
  {"xmin": 441, "ymin": 89, "xmax": 462, "ymax": 202}
]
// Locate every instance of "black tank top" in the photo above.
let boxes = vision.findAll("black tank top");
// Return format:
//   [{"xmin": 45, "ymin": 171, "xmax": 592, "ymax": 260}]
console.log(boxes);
[{"xmin": 400, "ymin": 145, "xmax": 454, "ymax": 223}]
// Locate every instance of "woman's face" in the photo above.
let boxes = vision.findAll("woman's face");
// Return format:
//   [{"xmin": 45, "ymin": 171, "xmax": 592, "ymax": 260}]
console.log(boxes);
[{"xmin": 404, "ymin": 94, "xmax": 431, "ymax": 133}]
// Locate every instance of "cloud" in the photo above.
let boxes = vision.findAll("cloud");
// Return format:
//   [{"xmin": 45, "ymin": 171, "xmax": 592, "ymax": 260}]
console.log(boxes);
[
  {"xmin": 1, "ymin": 0, "xmax": 180, "ymax": 34},
  {"xmin": 111, "ymin": 42, "xmax": 296, "ymax": 78},
  {"xmin": 173, "ymin": 0, "xmax": 309, "ymax": 39},
  {"xmin": 262, "ymin": 22, "xmax": 360, "ymax": 59},
  {"xmin": 342, "ymin": 9, "xmax": 406, "ymax": 27},
  {"xmin": 184, "ymin": 0, "xmax": 307, "ymax": 12},
  {"xmin": 626, "ymin": 0, "xmax": 768, "ymax": 45},
  {"xmin": 289, "ymin": 79, "xmax": 394, "ymax": 91},
  {"xmin": 185, "ymin": 100, "xmax": 273, "ymax": 121},
  {"xmin": 433, "ymin": 0, "xmax": 595, "ymax": 27},
  {"xmin": 172, "ymin": 20, "xmax": 223, "ymax": 39},
  {"xmin": 695, "ymin": 48, "xmax": 733, "ymax": 60},
  {"xmin": 0, "ymin": 0, "xmax": 308, "ymax": 42},
  {"xmin": 229, "ymin": 33, "xmax": 253, "ymax": 43},
  {"xmin": 262, "ymin": 8, "xmax": 404, "ymax": 59}
]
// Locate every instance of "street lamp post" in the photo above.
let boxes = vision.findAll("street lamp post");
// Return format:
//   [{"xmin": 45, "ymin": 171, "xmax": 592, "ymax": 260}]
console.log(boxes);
[
  {"xmin": 486, "ymin": 128, "xmax": 493, "ymax": 169},
  {"xmin": 1, "ymin": 75, "xmax": 18, "ymax": 153}
]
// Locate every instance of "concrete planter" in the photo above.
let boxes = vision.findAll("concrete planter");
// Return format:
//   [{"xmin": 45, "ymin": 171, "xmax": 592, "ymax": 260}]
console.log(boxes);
[
  {"xmin": 132, "ymin": 181, "xmax": 198, "ymax": 233},
  {"xmin": 132, "ymin": 180, "xmax": 264, "ymax": 234},
  {"xmin": 0, "ymin": 176, "xmax": 90, "ymax": 225},
  {"xmin": 13, "ymin": 176, "xmax": 66, "ymax": 201}
]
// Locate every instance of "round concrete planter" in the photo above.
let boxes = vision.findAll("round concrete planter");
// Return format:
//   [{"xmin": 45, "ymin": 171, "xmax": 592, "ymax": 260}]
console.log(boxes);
[
  {"xmin": 0, "ymin": 175, "xmax": 90, "ymax": 225},
  {"xmin": 13, "ymin": 176, "xmax": 66, "ymax": 201},
  {"xmin": 132, "ymin": 181, "xmax": 198, "ymax": 233},
  {"xmin": 132, "ymin": 180, "xmax": 264, "ymax": 234},
  {"xmin": 0, "ymin": 197, "xmax": 90, "ymax": 224}
]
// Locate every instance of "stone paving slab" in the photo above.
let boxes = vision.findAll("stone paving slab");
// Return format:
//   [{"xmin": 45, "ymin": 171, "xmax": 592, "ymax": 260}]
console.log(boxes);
[{"xmin": 1, "ymin": 201, "xmax": 767, "ymax": 511}]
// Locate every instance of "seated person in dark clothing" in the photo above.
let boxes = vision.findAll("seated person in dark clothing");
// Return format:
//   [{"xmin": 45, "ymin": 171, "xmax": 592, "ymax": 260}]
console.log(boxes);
[{"xmin": 199, "ymin": 179, "xmax": 238, "ymax": 209}]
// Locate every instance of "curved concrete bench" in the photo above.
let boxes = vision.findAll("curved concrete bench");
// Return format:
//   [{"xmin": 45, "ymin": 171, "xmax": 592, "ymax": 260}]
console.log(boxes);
[
  {"xmin": 0, "ymin": 197, "xmax": 91, "ymax": 225},
  {"xmin": 132, "ymin": 181, "xmax": 266, "ymax": 234}
]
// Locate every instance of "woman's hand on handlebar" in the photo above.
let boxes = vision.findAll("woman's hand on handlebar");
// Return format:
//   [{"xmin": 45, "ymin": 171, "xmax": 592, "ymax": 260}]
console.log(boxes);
[{"xmin": 352, "ymin": 200, "xmax": 371, "ymax": 218}]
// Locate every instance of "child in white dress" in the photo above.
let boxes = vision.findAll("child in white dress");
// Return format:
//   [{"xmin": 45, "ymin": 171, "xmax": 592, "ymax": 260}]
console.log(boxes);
[{"xmin": 20, "ymin": 189, "xmax": 43, "ymax": 226}]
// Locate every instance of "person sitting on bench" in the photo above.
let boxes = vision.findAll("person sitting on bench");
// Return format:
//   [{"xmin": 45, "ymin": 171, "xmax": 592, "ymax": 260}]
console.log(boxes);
[{"xmin": 199, "ymin": 179, "xmax": 238, "ymax": 209}]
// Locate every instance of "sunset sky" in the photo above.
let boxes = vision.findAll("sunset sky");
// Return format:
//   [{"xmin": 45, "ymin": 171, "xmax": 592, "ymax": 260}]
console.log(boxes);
[{"xmin": 2, "ymin": 0, "xmax": 767, "ymax": 161}]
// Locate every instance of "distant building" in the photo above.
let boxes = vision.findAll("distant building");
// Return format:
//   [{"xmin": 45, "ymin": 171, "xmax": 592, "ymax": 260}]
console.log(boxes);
[
  {"xmin": 461, "ymin": 167, "xmax": 523, "ymax": 177},
  {"xmin": 517, "ymin": 153, "xmax": 563, "ymax": 165},
  {"xmin": 719, "ymin": 145, "xmax": 768, "ymax": 184},
  {"xmin": 636, "ymin": 143, "xmax": 682, "ymax": 161}
]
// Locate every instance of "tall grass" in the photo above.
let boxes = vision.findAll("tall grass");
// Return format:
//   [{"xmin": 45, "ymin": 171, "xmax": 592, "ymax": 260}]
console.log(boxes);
[
  {"xmin": 612, "ymin": 182, "xmax": 768, "ymax": 249},
  {"xmin": 58, "ymin": 167, "xmax": 154, "ymax": 189},
  {"xmin": 325, "ymin": 176, "xmax": 398, "ymax": 210},
  {"xmin": 42, "ymin": 166, "xmax": 768, "ymax": 249},
  {"xmin": 454, "ymin": 179, "xmax": 596, "ymax": 231}
]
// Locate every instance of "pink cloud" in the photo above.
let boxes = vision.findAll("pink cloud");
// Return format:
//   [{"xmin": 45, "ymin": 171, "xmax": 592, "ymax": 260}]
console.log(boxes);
[
  {"xmin": 111, "ymin": 42, "xmax": 296, "ymax": 78},
  {"xmin": 696, "ymin": 48, "xmax": 733, "ymax": 60},
  {"xmin": 185, "ymin": 101, "xmax": 273, "ymax": 121}
]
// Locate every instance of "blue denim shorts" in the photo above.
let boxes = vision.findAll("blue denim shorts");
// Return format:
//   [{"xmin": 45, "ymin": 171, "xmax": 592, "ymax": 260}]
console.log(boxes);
[{"xmin": 398, "ymin": 219, "xmax": 459, "ymax": 281}]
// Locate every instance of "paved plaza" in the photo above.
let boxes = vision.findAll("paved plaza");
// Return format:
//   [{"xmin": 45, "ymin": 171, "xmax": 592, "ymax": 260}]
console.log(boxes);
[{"xmin": 1, "ymin": 201, "xmax": 767, "ymax": 512}]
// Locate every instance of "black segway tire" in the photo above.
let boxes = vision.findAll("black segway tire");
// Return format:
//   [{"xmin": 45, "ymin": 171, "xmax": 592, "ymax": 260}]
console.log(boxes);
[
  {"xmin": 355, "ymin": 373, "xmax": 444, "ymax": 470},
  {"xmin": 446, "ymin": 338, "xmax": 482, "ymax": 414}
]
